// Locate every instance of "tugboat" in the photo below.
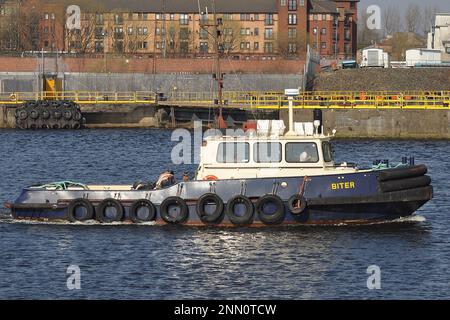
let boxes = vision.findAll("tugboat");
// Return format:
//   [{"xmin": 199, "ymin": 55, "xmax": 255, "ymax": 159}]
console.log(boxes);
[{"xmin": 4, "ymin": 90, "xmax": 433, "ymax": 226}]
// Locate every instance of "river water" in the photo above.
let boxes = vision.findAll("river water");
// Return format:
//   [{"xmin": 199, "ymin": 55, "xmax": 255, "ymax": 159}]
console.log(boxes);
[{"xmin": 0, "ymin": 129, "xmax": 449, "ymax": 299}]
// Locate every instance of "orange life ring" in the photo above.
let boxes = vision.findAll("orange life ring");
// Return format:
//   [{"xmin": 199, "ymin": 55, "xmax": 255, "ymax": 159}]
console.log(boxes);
[{"xmin": 203, "ymin": 175, "xmax": 218, "ymax": 181}]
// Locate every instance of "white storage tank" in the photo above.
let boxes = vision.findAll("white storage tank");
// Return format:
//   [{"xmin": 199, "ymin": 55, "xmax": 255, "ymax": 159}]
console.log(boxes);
[{"xmin": 406, "ymin": 49, "xmax": 442, "ymax": 67}]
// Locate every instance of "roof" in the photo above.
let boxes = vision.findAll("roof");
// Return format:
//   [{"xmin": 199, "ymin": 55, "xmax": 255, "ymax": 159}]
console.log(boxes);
[
  {"xmin": 309, "ymin": 0, "xmax": 338, "ymax": 14},
  {"xmin": 60, "ymin": 0, "xmax": 278, "ymax": 13}
]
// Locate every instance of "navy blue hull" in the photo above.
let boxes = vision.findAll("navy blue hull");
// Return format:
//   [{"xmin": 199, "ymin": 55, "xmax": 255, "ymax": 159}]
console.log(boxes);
[{"xmin": 8, "ymin": 168, "xmax": 433, "ymax": 226}]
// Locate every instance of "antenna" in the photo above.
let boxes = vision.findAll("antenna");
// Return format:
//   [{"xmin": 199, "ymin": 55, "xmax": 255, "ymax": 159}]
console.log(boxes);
[{"xmin": 198, "ymin": 0, "xmax": 226, "ymax": 129}]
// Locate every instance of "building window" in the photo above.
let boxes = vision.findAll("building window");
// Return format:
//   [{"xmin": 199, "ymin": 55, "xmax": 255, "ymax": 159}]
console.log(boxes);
[
  {"xmin": 179, "ymin": 28, "xmax": 189, "ymax": 40},
  {"xmin": 264, "ymin": 42, "xmax": 274, "ymax": 53},
  {"xmin": 128, "ymin": 27, "xmax": 134, "ymax": 35},
  {"xmin": 313, "ymin": 27, "xmax": 317, "ymax": 35},
  {"xmin": 264, "ymin": 28, "xmax": 273, "ymax": 40},
  {"xmin": 313, "ymin": 14, "xmax": 318, "ymax": 21},
  {"xmin": 223, "ymin": 14, "xmax": 233, "ymax": 21},
  {"xmin": 288, "ymin": 0, "xmax": 297, "ymax": 11},
  {"xmin": 240, "ymin": 42, "xmax": 250, "ymax": 50},
  {"xmin": 170, "ymin": 14, "xmax": 175, "ymax": 20},
  {"xmin": 321, "ymin": 28, "xmax": 326, "ymax": 35},
  {"xmin": 224, "ymin": 28, "xmax": 233, "ymax": 36},
  {"xmin": 199, "ymin": 29, "xmax": 208, "ymax": 40},
  {"xmin": 180, "ymin": 14, "xmax": 189, "ymax": 25},
  {"xmin": 299, "ymin": 0, "xmax": 305, "ymax": 6},
  {"xmin": 114, "ymin": 14, "xmax": 123, "ymax": 25},
  {"xmin": 254, "ymin": 28, "xmax": 259, "ymax": 36},
  {"xmin": 95, "ymin": 27, "xmax": 104, "ymax": 38},
  {"xmin": 288, "ymin": 28, "xmax": 297, "ymax": 39},
  {"xmin": 321, "ymin": 42, "xmax": 327, "ymax": 49},
  {"xmin": 199, "ymin": 42, "xmax": 208, "ymax": 53},
  {"xmin": 344, "ymin": 29, "xmax": 351, "ymax": 41},
  {"xmin": 344, "ymin": 44, "xmax": 350, "ymax": 54},
  {"xmin": 254, "ymin": 42, "xmax": 259, "ymax": 50},
  {"xmin": 288, "ymin": 14, "xmax": 297, "ymax": 25},
  {"xmin": 240, "ymin": 14, "xmax": 250, "ymax": 21},
  {"xmin": 265, "ymin": 14, "xmax": 274, "ymax": 25},
  {"xmin": 95, "ymin": 41, "xmax": 104, "ymax": 53},
  {"xmin": 322, "ymin": 14, "xmax": 327, "ymax": 20},
  {"xmin": 288, "ymin": 43, "xmax": 297, "ymax": 54},
  {"xmin": 280, "ymin": 0, "xmax": 286, "ymax": 6},
  {"xmin": 254, "ymin": 14, "xmax": 259, "ymax": 21},
  {"xmin": 95, "ymin": 13, "xmax": 103, "ymax": 24}
]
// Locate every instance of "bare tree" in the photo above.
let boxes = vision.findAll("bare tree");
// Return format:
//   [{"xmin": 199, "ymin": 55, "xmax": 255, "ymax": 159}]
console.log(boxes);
[
  {"xmin": 422, "ymin": 4, "xmax": 439, "ymax": 35},
  {"xmin": 404, "ymin": 3, "xmax": 422, "ymax": 34},
  {"xmin": 276, "ymin": 30, "xmax": 307, "ymax": 58},
  {"xmin": 220, "ymin": 20, "xmax": 245, "ymax": 55},
  {"xmin": 357, "ymin": 8, "xmax": 382, "ymax": 48},
  {"xmin": 66, "ymin": 13, "xmax": 97, "ymax": 53},
  {"xmin": 383, "ymin": 5, "xmax": 402, "ymax": 36},
  {"xmin": 125, "ymin": 23, "xmax": 151, "ymax": 54}
]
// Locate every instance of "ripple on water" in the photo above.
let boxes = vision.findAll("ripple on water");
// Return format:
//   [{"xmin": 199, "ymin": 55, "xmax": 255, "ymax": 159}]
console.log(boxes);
[{"xmin": 0, "ymin": 130, "xmax": 448, "ymax": 299}]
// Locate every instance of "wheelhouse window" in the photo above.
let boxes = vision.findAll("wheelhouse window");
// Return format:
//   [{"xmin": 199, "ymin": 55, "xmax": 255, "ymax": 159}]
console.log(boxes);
[
  {"xmin": 254, "ymin": 143, "xmax": 282, "ymax": 163},
  {"xmin": 285, "ymin": 143, "xmax": 319, "ymax": 163},
  {"xmin": 322, "ymin": 141, "xmax": 333, "ymax": 162},
  {"xmin": 217, "ymin": 143, "xmax": 250, "ymax": 163}
]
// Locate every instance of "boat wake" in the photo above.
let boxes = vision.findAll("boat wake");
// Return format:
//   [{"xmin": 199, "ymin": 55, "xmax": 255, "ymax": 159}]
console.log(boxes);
[{"xmin": 0, "ymin": 208, "xmax": 426, "ymax": 228}]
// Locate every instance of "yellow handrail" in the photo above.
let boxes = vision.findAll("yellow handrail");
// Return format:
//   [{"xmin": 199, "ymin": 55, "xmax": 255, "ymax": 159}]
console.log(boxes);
[{"xmin": 0, "ymin": 90, "xmax": 449, "ymax": 109}]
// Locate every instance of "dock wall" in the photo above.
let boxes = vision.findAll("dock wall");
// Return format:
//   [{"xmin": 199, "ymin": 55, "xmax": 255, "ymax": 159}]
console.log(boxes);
[
  {"xmin": 280, "ymin": 109, "xmax": 450, "ymax": 139},
  {"xmin": 2, "ymin": 105, "xmax": 450, "ymax": 139}
]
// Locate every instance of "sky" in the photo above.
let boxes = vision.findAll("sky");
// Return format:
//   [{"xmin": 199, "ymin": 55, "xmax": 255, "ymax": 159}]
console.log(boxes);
[{"xmin": 359, "ymin": 0, "xmax": 450, "ymax": 12}]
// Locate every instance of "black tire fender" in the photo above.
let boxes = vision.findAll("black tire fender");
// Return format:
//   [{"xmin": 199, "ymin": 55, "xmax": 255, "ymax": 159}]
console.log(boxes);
[
  {"xmin": 378, "ymin": 165, "xmax": 428, "ymax": 182},
  {"xmin": 67, "ymin": 198, "xmax": 94, "ymax": 222},
  {"xmin": 160, "ymin": 196, "xmax": 189, "ymax": 224},
  {"xmin": 52, "ymin": 109, "xmax": 62, "ymax": 120},
  {"xmin": 225, "ymin": 195, "xmax": 254, "ymax": 226},
  {"xmin": 63, "ymin": 109, "xmax": 73, "ymax": 120},
  {"xmin": 40, "ymin": 109, "xmax": 50, "ymax": 120},
  {"xmin": 73, "ymin": 111, "xmax": 82, "ymax": 121},
  {"xmin": 256, "ymin": 194, "xmax": 286, "ymax": 225},
  {"xmin": 287, "ymin": 195, "xmax": 307, "ymax": 215},
  {"xmin": 379, "ymin": 175, "xmax": 431, "ymax": 193},
  {"xmin": 29, "ymin": 109, "xmax": 39, "ymax": 120},
  {"xmin": 196, "ymin": 193, "xmax": 224, "ymax": 225},
  {"xmin": 18, "ymin": 109, "xmax": 28, "ymax": 120},
  {"xmin": 96, "ymin": 198, "xmax": 124, "ymax": 223},
  {"xmin": 129, "ymin": 199, "xmax": 156, "ymax": 223}
]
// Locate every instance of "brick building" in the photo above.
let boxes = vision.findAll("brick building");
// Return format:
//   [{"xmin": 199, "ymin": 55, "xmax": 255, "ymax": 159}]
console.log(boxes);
[{"xmin": 0, "ymin": 0, "xmax": 358, "ymax": 60}]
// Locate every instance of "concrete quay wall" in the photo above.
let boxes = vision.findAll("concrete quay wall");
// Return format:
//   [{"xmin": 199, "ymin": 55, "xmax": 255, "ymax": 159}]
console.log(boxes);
[{"xmin": 280, "ymin": 108, "xmax": 450, "ymax": 139}]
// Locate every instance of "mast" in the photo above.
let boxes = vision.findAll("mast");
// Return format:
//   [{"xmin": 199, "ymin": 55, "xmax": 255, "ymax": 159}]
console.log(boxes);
[{"xmin": 199, "ymin": 0, "xmax": 226, "ymax": 129}]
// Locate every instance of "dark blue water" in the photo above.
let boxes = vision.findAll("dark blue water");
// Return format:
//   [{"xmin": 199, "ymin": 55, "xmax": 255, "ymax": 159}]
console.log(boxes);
[{"xmin": 0, "ymin": 129, "xmax": 449, "ymax": 299}]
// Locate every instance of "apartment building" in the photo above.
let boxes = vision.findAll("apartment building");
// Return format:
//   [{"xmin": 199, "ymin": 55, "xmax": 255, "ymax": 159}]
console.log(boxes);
[{"xmin": 0, "ymin": 0, "xmax": 358, "ymax": 59}]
